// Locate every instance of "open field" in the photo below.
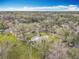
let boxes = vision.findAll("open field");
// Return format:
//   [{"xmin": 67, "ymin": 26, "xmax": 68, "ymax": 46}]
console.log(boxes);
[{"xmin": 0, "ymin": 11, "xmax": 79, "ymax": 59}]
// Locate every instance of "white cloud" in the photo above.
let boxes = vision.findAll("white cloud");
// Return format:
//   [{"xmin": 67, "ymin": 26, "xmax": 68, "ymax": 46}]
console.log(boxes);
[
  {"xmin": 0, "ymin": 5, "xmax": 79, "ymax": 11},
  {"xmin": 67, "ymin": 5, "xmax": 78, "ymax": 11}
]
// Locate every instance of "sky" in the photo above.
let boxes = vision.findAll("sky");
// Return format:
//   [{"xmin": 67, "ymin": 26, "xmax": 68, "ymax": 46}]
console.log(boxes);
[{"xmin": 0, "ymin": 0, "xmax": 79, "ymax": 11}]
